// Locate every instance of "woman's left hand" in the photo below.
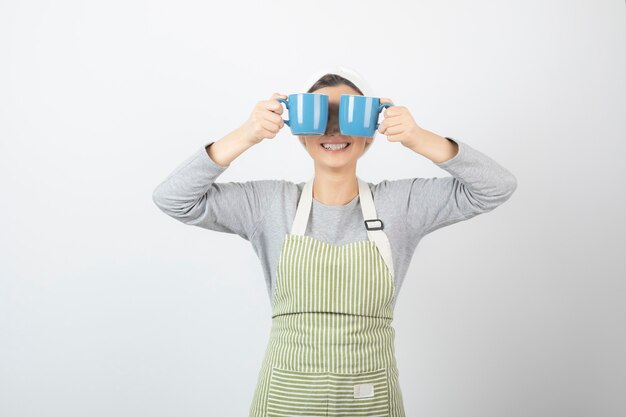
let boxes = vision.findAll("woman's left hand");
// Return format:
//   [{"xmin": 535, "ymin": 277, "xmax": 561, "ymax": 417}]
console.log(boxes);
[{"xmin": 377, "ymin": 98, "xmax": 425, "ymax": 148}]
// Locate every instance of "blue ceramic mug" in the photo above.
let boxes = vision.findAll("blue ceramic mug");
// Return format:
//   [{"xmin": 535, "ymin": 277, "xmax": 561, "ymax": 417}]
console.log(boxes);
[
  {"xmin": 339, "ymin": 95, "xmax": 394, "ymax": 137},
  {"xmin": 276, "ymin": 93, "xmax": 329, "ymax": 135}
]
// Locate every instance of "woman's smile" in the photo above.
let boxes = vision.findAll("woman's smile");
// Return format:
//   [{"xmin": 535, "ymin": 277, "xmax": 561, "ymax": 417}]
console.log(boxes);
[{"xmin": 321, "ymin": 142, "xmax": 351, "ymax": 152}]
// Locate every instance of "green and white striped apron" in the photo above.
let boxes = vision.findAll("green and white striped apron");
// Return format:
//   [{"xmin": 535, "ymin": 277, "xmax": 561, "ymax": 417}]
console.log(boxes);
[{"xmin": 249, "ymin": 176, "xmax": 406, "ymax": 417}]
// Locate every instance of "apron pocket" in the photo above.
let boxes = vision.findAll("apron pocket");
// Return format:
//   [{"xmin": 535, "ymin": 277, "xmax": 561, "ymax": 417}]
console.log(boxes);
[
  {"xmin": 266, "ymin": 366, "xmax": 329, "ymax": 417},
  {"xmin": 326, "ymin": 368, "xmax": 390, "ymax": 417},
  {"xmin": 265, "ymin": 366, "xmax": 390, "ymax": 417}
]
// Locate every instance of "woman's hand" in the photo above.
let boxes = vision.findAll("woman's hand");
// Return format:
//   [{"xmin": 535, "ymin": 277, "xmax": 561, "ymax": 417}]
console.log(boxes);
[
  {"xmin": 240, "ymin": 93, "xmax": 288, "ymax": 144},
  {"xmin": 377, "ymin": 98, "xmax": 427, "ymax": 149},
  {"xmin": 377, "ymin": 98, "xmax": 458, "ymax": 162}
]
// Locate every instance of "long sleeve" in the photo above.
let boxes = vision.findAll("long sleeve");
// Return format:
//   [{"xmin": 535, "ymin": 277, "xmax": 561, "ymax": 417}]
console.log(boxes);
[
  {"xmin": 388, "ymin": 137, "xmax": 518, "ymax": 237},
  {"xmin": 152, "ymin": 141, "xmax": 280, "ymax": 241}
]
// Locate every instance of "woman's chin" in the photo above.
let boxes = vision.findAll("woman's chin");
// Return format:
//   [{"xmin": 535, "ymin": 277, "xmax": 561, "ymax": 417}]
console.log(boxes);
[{"xmin": 315, "ymin": 153, "xmax": 359, "ymax": 168}]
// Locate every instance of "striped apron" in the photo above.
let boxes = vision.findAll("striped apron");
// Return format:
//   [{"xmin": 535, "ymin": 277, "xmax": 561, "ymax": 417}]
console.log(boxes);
[{"xmin": 249, "ymin": 176, "xmax": 406, "ymax": 417}]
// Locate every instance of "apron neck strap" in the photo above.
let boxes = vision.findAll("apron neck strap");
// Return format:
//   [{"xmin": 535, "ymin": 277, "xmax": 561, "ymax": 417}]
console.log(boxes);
[{"xmin": 290, "ymin": 176, "xmax": 395, "ymax": 280}]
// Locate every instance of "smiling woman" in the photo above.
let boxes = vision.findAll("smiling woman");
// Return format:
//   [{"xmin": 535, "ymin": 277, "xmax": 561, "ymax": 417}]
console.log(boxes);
[
  {"xmin": 296, "ymin": 82, "xmax": 374, "ymax": 192},
  {"xmin": 298, "ymin": 72, "xmax": 373, "ymax": 160},
  {"xmin": 152, "ymin": 65, "xmax": 518, "ymax": 417}
]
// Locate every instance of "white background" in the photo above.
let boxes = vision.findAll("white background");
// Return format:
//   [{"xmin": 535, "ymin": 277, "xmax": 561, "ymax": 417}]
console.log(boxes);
[{"xmin": 1, "ymin": 1, "xmax": 625, "ymax": 416}]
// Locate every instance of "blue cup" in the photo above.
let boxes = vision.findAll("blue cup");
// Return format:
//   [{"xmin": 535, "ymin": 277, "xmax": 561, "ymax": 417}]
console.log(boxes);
[
  {"xmin": 339, "ymin": 95, "xmax": 394, "ymax": 137},
  {"xmin": 276, "ymin": 93, "xmax": 329, "ymax": 135}
]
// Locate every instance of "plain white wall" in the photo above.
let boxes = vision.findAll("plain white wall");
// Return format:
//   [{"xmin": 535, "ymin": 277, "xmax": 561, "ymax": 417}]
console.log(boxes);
[{"xmin": 1, "ymin": 1, "xmax": 624, "ymax": 416}]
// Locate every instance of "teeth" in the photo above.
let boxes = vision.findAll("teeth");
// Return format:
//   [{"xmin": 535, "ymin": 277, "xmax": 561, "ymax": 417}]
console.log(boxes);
[{"xmin": 322, "ymin": 143, "xmax": 349, "ymax": 150}]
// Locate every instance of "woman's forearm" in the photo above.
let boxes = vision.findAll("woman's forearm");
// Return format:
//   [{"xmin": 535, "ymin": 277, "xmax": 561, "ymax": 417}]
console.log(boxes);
[
  {"xmin": 206, "ymin": 126, "xmax": 258, "ymax": 167},
  {"xmin": 407, "ymin": 128, "xmax": 459, "ymax": 164}
]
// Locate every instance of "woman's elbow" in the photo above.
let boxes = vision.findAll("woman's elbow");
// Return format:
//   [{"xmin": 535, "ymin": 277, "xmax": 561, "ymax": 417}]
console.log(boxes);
[
  {"xmin": 152, "ymin": 186, "xmax": 183, "ymax": 218},
  {"xmin": 504, "ymin": 172, "xmax": 518, "ymax": 198}
]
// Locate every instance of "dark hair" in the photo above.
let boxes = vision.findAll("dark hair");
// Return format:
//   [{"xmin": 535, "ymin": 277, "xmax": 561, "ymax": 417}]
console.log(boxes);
[{"xmin": 307, "ymin": 73, "xmax": 364, "ymax": 95}]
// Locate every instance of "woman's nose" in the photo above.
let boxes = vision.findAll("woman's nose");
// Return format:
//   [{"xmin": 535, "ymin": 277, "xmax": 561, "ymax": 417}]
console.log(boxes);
[
  {"xmin": 325, "ymin": 125, "xmax": 339, "ymax": 135},
  {"xmin": 325, "ymin": 113, "xmax": 340, "ymax": 135}
]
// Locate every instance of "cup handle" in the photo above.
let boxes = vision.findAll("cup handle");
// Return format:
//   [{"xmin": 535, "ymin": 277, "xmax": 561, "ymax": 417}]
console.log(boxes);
[
  {"xmin": 375, "ymin": 103, "xmax": 394, "ymax": 129},
  {"xmin": 276, "ymin": 98, "xmax": 290, "ymax": 126}
]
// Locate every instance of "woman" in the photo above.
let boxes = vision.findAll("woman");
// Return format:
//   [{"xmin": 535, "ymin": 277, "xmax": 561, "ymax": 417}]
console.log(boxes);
[{"xmin": 152, "ymin": 66, "xmax": 517, "ymax": 417}]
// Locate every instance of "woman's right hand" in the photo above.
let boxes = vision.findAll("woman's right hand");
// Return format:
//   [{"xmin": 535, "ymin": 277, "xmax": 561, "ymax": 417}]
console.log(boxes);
[{"xmin": 240, "ymin": 93, "xmax": 288, "ymax": 144}]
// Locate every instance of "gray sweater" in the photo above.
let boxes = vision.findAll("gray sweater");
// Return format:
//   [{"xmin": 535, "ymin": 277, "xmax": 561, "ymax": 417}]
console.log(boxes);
[{"xmin": 152, "ymin": 137, "xmax": 517, "ymax": 309}]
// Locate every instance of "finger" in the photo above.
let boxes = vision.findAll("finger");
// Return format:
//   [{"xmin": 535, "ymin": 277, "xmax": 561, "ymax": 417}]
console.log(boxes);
[
  {"xmin": 262, "ymin": 111, "xmax": 284, "ymax": 126},
  {"xmin": 270, "ymin": 92, "xmax": 288, "ymax": 100},
  {"xmin": 380, "ymin": 97, "xmax": 394, "ymax": 105},
  {"xmin": 261, "ymin": 119, "xmax": 280, "ymax": 134},
  {"xmin": 384, "ymin": 105, "xmax": 403, "ymax": 117},
  {"xmin": 263, "ymin": 99, "xmax": 284, "ymax": 114},
  {"xmin": 379, "ymin": 117, "xmax": 404, "ymax": 130},
  {"xmin": 384, "ymin": 125, "xmax": 405, "ymax": 136}
]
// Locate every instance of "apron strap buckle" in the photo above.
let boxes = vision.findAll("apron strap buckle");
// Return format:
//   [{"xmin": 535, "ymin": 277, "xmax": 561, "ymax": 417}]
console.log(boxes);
[{"xmin": 364, "ymin": 218, "xmax": 384, "ymax": 231}]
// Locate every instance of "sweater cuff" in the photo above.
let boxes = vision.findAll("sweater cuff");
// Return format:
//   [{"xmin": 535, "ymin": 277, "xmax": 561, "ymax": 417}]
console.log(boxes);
[
  {"xmin": 434, "ymin": 137, "xmax": 465, "ymax": 168},
  {"xmin": 201, "ymin": 141, "xmax": 231, "ymax": 170}
]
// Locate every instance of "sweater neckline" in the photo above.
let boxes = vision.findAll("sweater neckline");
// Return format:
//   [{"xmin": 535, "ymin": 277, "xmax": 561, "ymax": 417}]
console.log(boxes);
[{"xmin": 312, "ymin": 194, "xmax": 360, "ymax": 209}]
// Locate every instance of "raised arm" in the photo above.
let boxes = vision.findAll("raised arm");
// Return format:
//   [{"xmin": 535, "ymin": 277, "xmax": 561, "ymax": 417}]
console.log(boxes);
[
  {"xmin": 152, "ymin": 93, "xmax": 288, "ymax": 240},
  {"xmin": 375, "ymin": 103, "xmax": 517, "ymax": 237},
  {"xmin": 396, "ymin": 134, "xmax": 517, "ymax": 236}
]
